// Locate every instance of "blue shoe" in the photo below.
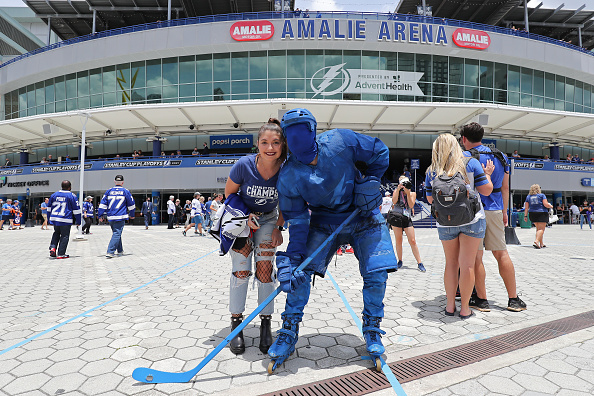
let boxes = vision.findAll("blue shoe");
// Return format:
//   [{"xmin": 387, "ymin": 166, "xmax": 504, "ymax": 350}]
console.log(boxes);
[
  {"xmin": 397, "ymin": 260, "xmax": 403, "ymax": 269},
  {"xmin": 362, "ymin": 315, "xmax": 386, "ymax": 356},
  {"xmin": 418, "ymin": 263, "xmax": 426, "ymax": 272}
]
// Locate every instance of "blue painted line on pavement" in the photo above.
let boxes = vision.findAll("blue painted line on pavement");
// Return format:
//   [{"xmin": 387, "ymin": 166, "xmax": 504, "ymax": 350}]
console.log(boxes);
[
  {"xmin": 326, "ymin": 270, "xmax": 407, "ymax": 396},
  {"xmin": 0, "ymin": 249, "xmax": 217, "ymax": 356}
]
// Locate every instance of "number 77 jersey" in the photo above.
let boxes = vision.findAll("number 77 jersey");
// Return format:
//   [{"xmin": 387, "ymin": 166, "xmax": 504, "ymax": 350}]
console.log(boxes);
[
  {"xmin": 48, "ymin": 190, "xmax": 82, "ymax": 226},
  {"xmin": 98, "ymin": 186, "xmax": 136, "ymax": 221}
]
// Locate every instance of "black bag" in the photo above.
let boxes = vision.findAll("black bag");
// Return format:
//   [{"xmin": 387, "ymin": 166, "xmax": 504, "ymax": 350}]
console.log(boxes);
[{"xmin": 431, "ymin": 159, "xmax": 480, "ymax": 226}]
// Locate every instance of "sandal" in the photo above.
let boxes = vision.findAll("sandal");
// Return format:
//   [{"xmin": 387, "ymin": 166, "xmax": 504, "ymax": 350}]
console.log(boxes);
[
  {"xmin": 533, "ymin": 242, "xmax": 540, "ymax": 249},
  {"xmin": 444, "ymin": 307, "xmax": 456, "ymax": 316},
  {"xmin": 460, "ymin": 311, "xmax": 474, "ymax": 320}
]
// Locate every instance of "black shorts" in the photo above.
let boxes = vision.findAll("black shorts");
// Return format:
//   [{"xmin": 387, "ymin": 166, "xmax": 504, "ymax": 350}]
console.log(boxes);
[
  {"xmin": 529, "ymin": 211, "xmax": 549, "ymax": 223},
  {"xmin": 1, "ymin": 214, "xmax": 9, "ymax": 221},
  {"xmin": 387, "ymin": 212, "xmax": 413, "ymax": 228}
]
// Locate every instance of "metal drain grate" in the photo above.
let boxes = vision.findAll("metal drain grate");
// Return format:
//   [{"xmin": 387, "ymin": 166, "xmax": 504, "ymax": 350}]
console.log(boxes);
[{"xmin": 264, "ymin": 310, "xmax": 594, "ymax": 396}]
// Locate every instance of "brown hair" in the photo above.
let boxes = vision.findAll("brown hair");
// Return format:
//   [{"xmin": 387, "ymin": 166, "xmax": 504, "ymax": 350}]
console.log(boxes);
[{"xmin": 257, "ymin": 118, "xmax": 287, "ymax": 163}]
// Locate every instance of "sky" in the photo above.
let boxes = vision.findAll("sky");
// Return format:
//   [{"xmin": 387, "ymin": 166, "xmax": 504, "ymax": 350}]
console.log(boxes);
[{"xmin": 0, "ymin": 0, "xmax": 590, "ymax": 13}]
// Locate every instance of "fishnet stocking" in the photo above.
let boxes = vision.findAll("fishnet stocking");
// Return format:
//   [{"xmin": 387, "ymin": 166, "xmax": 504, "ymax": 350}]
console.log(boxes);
[{"xmin": 255, "ymin": 242, "xmax": 274, "ymax": 283}]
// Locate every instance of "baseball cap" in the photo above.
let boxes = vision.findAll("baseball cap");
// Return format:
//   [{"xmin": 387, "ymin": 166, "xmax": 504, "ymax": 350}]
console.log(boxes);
[
  {"xmin": 86, "ymin": 196, "xmax": 93, "ymax": 200},
  {"xmin": 194, "ymin": 191, "xmax": 201, "ymax": 196},
  {"xmin": 385, "ymin": 192, "xmax": 391, "ymax": 196},
  {"xmin": 115, "ymin": 175, "xmax": 124, "ymax": 181}
]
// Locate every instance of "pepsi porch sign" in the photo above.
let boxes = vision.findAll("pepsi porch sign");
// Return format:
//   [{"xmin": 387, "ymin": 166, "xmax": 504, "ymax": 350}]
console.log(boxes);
[{"xmin": 210, "ymin": 135, "xmax": 254, "ymax": 149}]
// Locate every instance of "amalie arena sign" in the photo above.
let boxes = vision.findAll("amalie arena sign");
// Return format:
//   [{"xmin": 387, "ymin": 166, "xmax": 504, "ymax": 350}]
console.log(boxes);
[{"xmin": 229, "ymin": 19, "xmax": 490, "ymax": 51}]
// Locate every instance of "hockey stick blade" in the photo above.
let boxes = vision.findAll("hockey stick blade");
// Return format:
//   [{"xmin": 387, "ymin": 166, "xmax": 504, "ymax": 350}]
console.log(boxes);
[{"xmin": 132, "ymin": 209, "xmax": 361, "ymax": 384}]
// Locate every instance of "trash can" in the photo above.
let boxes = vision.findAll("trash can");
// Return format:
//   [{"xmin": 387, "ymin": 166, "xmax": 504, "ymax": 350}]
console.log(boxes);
[{"xmin": 519, "ymin": 214, "xmax": 532, "ymax": 228}]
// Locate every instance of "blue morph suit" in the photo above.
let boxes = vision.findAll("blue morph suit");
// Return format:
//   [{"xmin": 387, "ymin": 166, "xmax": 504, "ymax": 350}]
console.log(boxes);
[{"xmin": 277, "ymin": 128, "xmax": 398, "ymax": 320}]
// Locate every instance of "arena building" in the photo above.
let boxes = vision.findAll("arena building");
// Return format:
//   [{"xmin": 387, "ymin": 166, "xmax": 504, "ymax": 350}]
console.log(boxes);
[{"xmin": 1, "ymin": 1, "xmax": 594, "ymax": 220}]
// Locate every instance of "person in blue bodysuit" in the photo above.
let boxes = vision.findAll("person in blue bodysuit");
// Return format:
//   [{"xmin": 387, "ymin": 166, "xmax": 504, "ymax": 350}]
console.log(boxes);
[{"xmin": 268, "ymin": 108, "xmax": 398, "ymax": 368}]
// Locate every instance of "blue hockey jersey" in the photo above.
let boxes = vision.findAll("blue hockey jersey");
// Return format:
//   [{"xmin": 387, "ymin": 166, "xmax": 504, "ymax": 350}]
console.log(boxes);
[
  {"xmin": 48, "ymin": 190, "xmax": 82, "ymax": 226},
  {"xmin": 98, "ymin": 186, "xmax": 135, "ymax": 221},
  {"xmin": 83, "ymin": 201, "xmax": 94, "ymax": 218}
]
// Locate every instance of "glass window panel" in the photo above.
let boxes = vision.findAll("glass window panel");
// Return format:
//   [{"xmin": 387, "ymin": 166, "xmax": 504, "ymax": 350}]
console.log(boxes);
[
  {"xmin": 45, "ymin": 102, "xmax": 55, "ymax": 113},
  {"xmin": 416, "ymin": 54, "xmax": 431, "ymax": 82},
  {"xmin": 398, "ymin": 53, "xmax": 414, "ymax": 72},
  {"xmin": 479, "ymin": 61, "xmax": 493, "ymax": 88},
  {"xmin": 287, "ymin": 79, "xmax": 305, "ymax": 92},
  {"xmin": 494, "ymin": 89, "xmax": 506, "ymax": 103},
  {"xmin": 196, "ymin": 54, "xmax": 213, "ymax": 83},
  {"xmin": 555, "ymin": 76, "xmax": 564, "ymax": 100},
  {"xmin": 287, "ymin": 50, "xmax": 305, "ymax": 78},
  {"xmin": 449, "ymin": 85, "xmax": 463, "ymax": 99},
  {"xmin": 480, "ymin": 88, "xmax": 493, "ymax": 102},
  {"xmin": 432, "ymin": 83, "xmax": 447, "ymax": 97},
  {"xmin": 66, "ymin": 74, "xmax": 77, "ymax": 99},
  {"xmin": 544, "ymin": 97, "xmax": 555, "ymax": 110},
  {"xmin": 380, "ymin": 51, "xmax": 396, "ymax": 71},
  {"xmin": 545, "ymin": 73, "xmax": 555, "ymax": 98},
  {"xmin": 325, "ymin": 49, "xmax": 342, "ymax": 68},
  {"xmin": 565, "ymin": 78, "xmax": 575, "ymax": 102},
  {"xmin": 433, "ymin": 55, "xmax": 448, "ymax": 83},
  {"xmin": 362, "ymin": 51, "xmax": 379, "ymax": 69},
  {"xmin": 575, "ymin": 81, "xmax": 583, "ymax": 104},
  {"xmin": 533, "ymin": 70, "xmax": 544, "ymax": 96},
  {"xmin": 35, "ymin": 82, "xmax": 45, "ymax": 107},
  {"xmin": 102, "ymin": 66, "xmax": 115, "ymax": 92},
  {"xmin": 163, "ymin": 58, "xmax": 178, "ymax": 85},
  {"xmin": 179, "ymin": 56, "xmax": 195, "ymax": 84},
  {"xmin": 231, "ymin": 52, "xmax": 249, "ymax": 80},
  {"xmin": 250, "ymin": 80, "xmax": 267, "ymax": 94},
  {"xmin": 268, "ymin": 50, "xmax": 286, "ymax": 79},
  {"xmin": 465, "ymin": 86, "xmax": 479, "ymax": 100},
  {"xmin": 131, "ymin": 89, "xmax": 145, "ymax": 103},
  {"xmin": 55, "ymin": 100, "xmax": 66, "ymax": 112},
  {"xmin": 90, "ymin": 94, "xmax": 102, "ymax": 107},
  {"xmin": 103, "ymin": 92, "xmax": 116, "ymax": 106},
  {"xmin": 584, "ymin": 84, "xmax": 591, "ymax": 107},
  {"xmin": 268, "ymin": 92, "xmax": 286, "ymax": 99},
  {"xmin": 197, "ymin": 82, "xmax": 212, "ymax": 97},
  {"xmin": 520, "ymin": 94, "xmax": 532, "ymax": 107},
  {"xmin": 147, "ymin": 86, "xmax": 162, "ymax": 103},
  {"xmin": 508, "ymin": 92, "xmax": 520, "ymax": 106},
  {"xmin": 146, "ymin": 60, "xmax": 162, "ymax": 87},
  {"xmin": 555, "ymin": 99, "xmax": 564, "ymax": 110},
  {"xmin": 116, "ymin": 63, "xmax": 130, "ymax": 92},
  {"xmin": 520, "ymin": 68, "xmax": 532, "ymax": 94},
  {"xmin": 44, "ymin": 80, "xmax": 54, "ymax": 103},
  {"xmin": 449, "ymin": 57, "xmax": 463, "ymax": 85},
  {"xmin": 179, "ymin": 84, "xmax": 195, "ymax": 97},
  {"xmin": 565, "ymin": 102, "xmax": 574, "ymax": 112},
  {"xmin": 213, "ymin": 53, "xmax": 230, "ymax": 81},
  {"xmin": 131, "ymin": 61, "xmax": 145, "ymax": 88},
  {"xmin": 232, "ymin": 80, "xmax": 248, "ymax": 95},
  {"xmin": 250, "ymin": 93, "xmax": 267, "ymax": 100},
  {"xmin": 269, "ymin": 79, "xmax": 286, "ymax": 93},
  {"xmin": 66, "ymin": 98, "xmax": 77, "ymax": 110},
  {"xmin": 250, "ymin": 51, "xmax": 267, "ymax": 80},
  {"xmin": 508, "ymin": 65, "xmax": 520, "ymax": 92},
  {"xmin": 494, "ymin": 63, "xmax": 507, "ymax": 90},
  {"xmin": 305, "ymin": 50, "xmax": 324, "ymax": 78},
  {"xmin": 78, "ymin": 96, "xmax": 90, "ymax": 109},
  {"xmin": 232, "ymin": 94, "xmax": 249, "ymax": 100},
  {"xmin": 35, "ymin": 105, "xmax": 43, "ymax": 115},
  {"xmin": 464, "ymin": 59, "xmax": 479, "ymax": 87},
  {"xmin": 77, "ymin": 71, "xmax": 89, "ymax": 96},
  {"xmin": 575, "ymin": 105, "xmax": 583, "ymax": 113},
  {"xmin": 27, "ymin": 84, "xmax": 35, "ymax": 108},
  {"xmin": 27, "ymin": 106, "xmax": 36, "ymax": 116},
  {"xmin": 213, "ymin": 82, "xmax": 230, "ymax": 100},
  {"xmin": 344, "ymin": 50, "xmax": 362, "ymax": 70},
  {"xmin": 89, "ymin": 69, "xmax": 102, "ymax": 95},
  {"xmin": 163, "ymin": 85, "xmax": 178, "ymax": 99}
]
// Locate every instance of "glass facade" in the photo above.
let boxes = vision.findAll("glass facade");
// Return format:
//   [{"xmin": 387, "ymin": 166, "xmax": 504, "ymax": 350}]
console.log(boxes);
[{"xmin": 4, "ymin": 50, "xmax": 594, "ymax": 120}]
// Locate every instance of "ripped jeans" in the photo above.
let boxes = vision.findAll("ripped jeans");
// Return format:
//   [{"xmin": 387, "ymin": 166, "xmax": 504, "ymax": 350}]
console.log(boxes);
[{"xmin": 229, "ymin": 210, "xmax": 278, "ymax": 316}]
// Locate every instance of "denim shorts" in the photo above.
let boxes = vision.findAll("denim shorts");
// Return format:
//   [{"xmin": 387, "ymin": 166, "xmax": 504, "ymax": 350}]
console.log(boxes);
[
  {"xmin": 193, "ymin": 215, "xmax": 202, "ymax": 225},
  {"xmin": 437, "ymin": 218, "xmax": 486, "ymax": 241}
]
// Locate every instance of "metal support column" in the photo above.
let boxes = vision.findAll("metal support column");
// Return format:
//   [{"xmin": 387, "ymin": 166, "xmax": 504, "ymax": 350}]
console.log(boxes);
[
  {"xmin": 524, "ymin": 0, "xmax": 529, "ymax": 33},
  {"xmin": 168, "ymin": 0, "xmax": 172, "ymax": 20},
  {"xmin": 47, "ymin": 17, "xmax": 51, "ymax": 45},
  {"xmin": 92, "ymin": 10, "xmax": 96, "ymax": 34},
  {"xmin": 578, "ymin": 26, "xmax": 583, "ymax": 47}
]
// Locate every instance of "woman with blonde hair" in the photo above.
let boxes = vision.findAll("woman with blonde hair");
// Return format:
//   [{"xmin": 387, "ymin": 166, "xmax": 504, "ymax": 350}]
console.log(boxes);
[
  {"xmin": 524, "ymin": 184, "xmax": 553, "ymax": 249},
  {"xmin": 425, "ymin": 134, "xmax": 494, "ymax": 319}
]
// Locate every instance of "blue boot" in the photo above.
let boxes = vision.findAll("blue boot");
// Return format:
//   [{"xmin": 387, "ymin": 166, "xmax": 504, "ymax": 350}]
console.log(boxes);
[
  {"xmin": 362, "ymin": 314, "xmax": 386, "ymax": 357},
  {"xmin": 267, "ymin": 314, "xmax": 301, "ymax": 373}
]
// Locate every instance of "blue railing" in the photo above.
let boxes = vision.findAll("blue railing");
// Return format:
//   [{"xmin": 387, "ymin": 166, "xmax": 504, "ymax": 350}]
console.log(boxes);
[{"xmin": 1, "ymin": 11, "xmax": 592, "ymax": 69}]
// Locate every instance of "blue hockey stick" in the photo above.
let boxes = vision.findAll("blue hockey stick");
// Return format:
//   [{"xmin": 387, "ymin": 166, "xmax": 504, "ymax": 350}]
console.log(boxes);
[{"xmin": 132, "ymin": 209, "xmax": 361, "ymax": 384}]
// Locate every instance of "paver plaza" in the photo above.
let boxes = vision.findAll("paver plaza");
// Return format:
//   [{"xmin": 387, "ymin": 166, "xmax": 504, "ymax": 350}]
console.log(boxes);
[{"xmin": 1, "ymin": 223, "xmax": 593, "ymax": 395}]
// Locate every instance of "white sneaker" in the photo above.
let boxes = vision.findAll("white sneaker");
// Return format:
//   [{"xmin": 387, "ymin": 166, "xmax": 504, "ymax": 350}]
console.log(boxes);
[{"xmin": 106, "ymin": 253, "xmax": 115, "ymax": 259}]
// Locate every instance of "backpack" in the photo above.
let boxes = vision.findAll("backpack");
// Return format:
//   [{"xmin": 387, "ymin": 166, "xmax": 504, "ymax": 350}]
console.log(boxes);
[{"xmin": 431, "ymin": 158, "xmax": 480, "ymax": 226}]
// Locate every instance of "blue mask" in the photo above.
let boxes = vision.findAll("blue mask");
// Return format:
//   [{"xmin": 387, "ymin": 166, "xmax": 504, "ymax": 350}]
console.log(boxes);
[{"xmin": 284, "ymin": 123, "xmax": 318, "ymax": 164}]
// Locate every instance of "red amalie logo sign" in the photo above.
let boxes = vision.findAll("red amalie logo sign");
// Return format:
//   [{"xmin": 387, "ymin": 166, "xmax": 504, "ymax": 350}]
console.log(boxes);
[
  {"xmin": 230, "ymin": 20, "xmax": 274, "ymax": 41},
  {"xmin": 453, "ymin": 28, "xmax": 490, "ymax": 50}
]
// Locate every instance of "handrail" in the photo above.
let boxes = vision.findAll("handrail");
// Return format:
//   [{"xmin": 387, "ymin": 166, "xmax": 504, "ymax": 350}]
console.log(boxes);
[{"xmin": 1, "ymin": 10, "xmax": 592, "ymax": 69}]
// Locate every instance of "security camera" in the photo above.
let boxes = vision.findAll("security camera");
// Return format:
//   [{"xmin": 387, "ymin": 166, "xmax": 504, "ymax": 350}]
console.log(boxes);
[
  {"xmin": 233, "ymin": 122, "xmax": 239, "ymax": 128},
  {"xmin": 189, "ymin": 125, "xmax": 195, "ymax": 130},
  {"xmin": 104, "ymin": 129, "xmax": 112, "ymax": 136}
]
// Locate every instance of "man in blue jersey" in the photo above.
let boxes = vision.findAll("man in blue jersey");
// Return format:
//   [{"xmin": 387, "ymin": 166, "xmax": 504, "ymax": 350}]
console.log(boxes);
[
  {"xmin": 460, "ymin": 123, "xmax": 526, "ymax": 313},
  {"xmin": 1, "ymin": 198, "xmax": 14, "ymax": 230},
  {"xmin": 82, "ymin": 196, "xmax": 94, "ymax": 234},
  {"xmin": 98, "ymin": 175, "xmax": 135, "ymax": 258},
  {"xmin": 48, "ymin": 180, "xmax": 81, "ymax": 259}
]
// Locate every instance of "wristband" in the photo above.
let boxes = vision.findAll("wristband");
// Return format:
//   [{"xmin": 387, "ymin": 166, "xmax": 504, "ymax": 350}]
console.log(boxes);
[{"xmin": 276, "ymin": 225, "xmax": 283, "ymax": 231}]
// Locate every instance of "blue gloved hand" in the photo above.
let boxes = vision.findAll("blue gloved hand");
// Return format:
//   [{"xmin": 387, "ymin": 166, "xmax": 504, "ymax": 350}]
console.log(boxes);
[
  {"xmin": 276, "ymin": 252, "xmax": 308, "ymax": 293},
  {"xmin": 354, "ymin": 175, "xmax": 382, "ymax": 217}
]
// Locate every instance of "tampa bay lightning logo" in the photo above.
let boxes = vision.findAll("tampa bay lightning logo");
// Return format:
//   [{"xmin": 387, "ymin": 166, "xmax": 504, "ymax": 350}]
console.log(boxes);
[
  {"xmin": 311, "ymin": 63, "xmax": 350, "ymax": 98},
  {"xmin": 163, "ymin": 160, "xmax": 170, "ymax": 166},
  {"xmin": 254, "ymin": 198, "xmax": 272, "ymax": 205}
]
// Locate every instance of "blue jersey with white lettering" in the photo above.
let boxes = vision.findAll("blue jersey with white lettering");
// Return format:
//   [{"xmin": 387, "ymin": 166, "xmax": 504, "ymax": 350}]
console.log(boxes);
[
  {"xmin": 83, "ymin": 201, "xmax": 94, "ymax": 218},
  {"xmin": 2, "ymin": 203, "xmax": 11, "ymax": 216},
  {"xmin": 48, "ymin": 190, "xmax": 81, "ymax": 226},
  {"xmin": 98, "ymin": 186, "xmax": 135, "ymax": 221}
]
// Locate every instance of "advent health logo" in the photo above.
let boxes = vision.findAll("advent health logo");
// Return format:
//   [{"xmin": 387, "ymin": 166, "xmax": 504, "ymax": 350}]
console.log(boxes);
[{"xmin": 311, "ymin": 63, "xmax": 424, "ymax": 97}]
